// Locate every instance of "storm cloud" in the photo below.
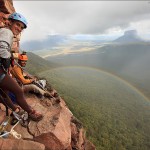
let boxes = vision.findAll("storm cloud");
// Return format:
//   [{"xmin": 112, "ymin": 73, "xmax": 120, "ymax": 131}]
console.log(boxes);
[{"xmin": 14, "ymin": 1, "xmax": 150, "ymax": 43}]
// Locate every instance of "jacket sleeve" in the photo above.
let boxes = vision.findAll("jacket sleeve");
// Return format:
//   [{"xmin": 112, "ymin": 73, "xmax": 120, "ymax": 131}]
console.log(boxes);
[
  {"xmin": 11, "ymin": 66, "xmax": 32, "ymax": 84},
  {"xmin": 0, "ymin": 28, "xmax": 13, "ymax": 58},
  {"xmin": 0, "ymin": 41, "xmax": 11, "ymax": 58}
]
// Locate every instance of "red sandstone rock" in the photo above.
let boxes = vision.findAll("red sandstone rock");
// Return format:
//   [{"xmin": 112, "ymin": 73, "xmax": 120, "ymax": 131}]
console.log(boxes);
[
  {"xmin": 0, "ymin": 0, "xmax": 15, "ymax": 14},
  {"xmin": 34, "ymin": 132, "xmax": 65, "ymax": 150},
  {"xmin": 0, "ymin": 93, "xmax": 95, "ymax": 150},
  {"xmin": 26, "ymin": 95, "xmax": 72, "ymax": 149},
  {"xmin": 0, "ymin": 139, "xmax": 45, "ymax": 150}
]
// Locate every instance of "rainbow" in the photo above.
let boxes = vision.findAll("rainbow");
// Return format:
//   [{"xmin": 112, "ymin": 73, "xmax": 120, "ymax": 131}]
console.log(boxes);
[{"xmin": 49, "ymin": 65, "xmax": 150, "ymax": 103}]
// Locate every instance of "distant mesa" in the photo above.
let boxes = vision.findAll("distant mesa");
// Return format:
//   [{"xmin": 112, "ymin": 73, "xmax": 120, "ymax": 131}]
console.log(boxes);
[{"xmin": 114, "ymin": 30, "xmax": 144, "ymax": 43}]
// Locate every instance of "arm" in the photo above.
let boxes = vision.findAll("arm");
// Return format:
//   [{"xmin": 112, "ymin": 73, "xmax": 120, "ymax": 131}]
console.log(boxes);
[
  {"xmin": 0, "ymin": 41, "xmax": 11, "ymax": 58},
  {"xmin": 0, "ymin": 28, "xmax": 13, "ymax": 58},
  {"xmin": 11, "ymin": 66, "xmax": 34, "ymax": 84},
  {"xmin": 23, "ymin": 71, "xmax": 35, "ymax": 79}
]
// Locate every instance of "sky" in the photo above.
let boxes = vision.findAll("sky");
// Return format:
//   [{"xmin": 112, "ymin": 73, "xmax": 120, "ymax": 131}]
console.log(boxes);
[{"xmin": 13, "ymin": 1, "xmax": 150, "ymax": 51}]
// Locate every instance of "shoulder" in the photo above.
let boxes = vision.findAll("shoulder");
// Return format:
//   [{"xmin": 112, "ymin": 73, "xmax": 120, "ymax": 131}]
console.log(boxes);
[
  {"xmin": 0, "ymin": 28, "xmax": 13, "ymax": 37},
  {"xmin": 0, "ymin": 28, "xmax": 14, "ymax": 45},
  {"xmin": 12, "ymin": 65, "xmax": 21, "ymax": 70}
]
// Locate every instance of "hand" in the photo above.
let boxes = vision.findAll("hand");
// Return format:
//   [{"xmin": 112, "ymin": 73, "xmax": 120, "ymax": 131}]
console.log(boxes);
[
  {"xmin": 33, "ymin": 78, "xmax": 37, "ymax": 82},
  {"xmin": 31, "ymin": 78, "xmax": 36, "ymax": 83}
]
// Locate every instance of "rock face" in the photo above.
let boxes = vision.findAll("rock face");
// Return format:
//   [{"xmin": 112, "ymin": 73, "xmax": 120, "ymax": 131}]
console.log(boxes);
[
  {"xmin": 0, "ymin": 139, "xmax": 45, "ymax": 150},
  {"xmin": 0, "ymin": 0, "xmax": 15, "ymax": 14},
  {"xmin": 0, "ymin": 94, "xmax": 95, "ymax": 150},
  {"xmin": 25, "ymin": 95, "xmax": 88, "ymax": 150}
]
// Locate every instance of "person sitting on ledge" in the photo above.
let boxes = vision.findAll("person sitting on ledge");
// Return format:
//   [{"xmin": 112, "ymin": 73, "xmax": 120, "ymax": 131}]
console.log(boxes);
[{"xmin": 11, "ymin": 52, "xmax": 54, "ymax": 98}]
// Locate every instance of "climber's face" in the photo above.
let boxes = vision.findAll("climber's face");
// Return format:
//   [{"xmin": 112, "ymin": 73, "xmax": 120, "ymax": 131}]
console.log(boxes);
[
  {"xmin": 10, "ymin": 20, "xmax": 24, "ymax": 35},
  {"xmin": 19, "ymin": 60, "xmax": 27, "ymax": 67}
]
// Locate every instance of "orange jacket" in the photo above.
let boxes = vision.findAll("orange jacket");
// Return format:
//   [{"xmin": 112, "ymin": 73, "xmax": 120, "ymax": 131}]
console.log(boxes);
[{"xmin": 11, "ymin": 65, "xmax": 32, "ymax": 84}]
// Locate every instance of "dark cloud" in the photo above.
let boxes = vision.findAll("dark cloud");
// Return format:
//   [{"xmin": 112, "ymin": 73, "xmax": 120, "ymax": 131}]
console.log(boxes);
[{"xmin": 14, "ymin": 1, "xmax": 150, "ymax": 42}]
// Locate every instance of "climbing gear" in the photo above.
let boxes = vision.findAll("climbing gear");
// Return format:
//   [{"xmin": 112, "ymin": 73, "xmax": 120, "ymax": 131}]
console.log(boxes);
[
  {"xmin": 19, "ymin": 112, "xmax": 29, "ymax": 127},
  {"xmin": 0, "ymin": 92, "xmax": 21, "ymax": 138},
  {"xmin": 38, "ymin": 80, "xmax": 47, "ymax": 89},
  {"xmin": 0, "ymin": 88, "xmax": 28, "ymax": 132},
  {"xmin": 0, "ymin": 116, "xmax": 11, "ymax": 138},
  {"xmin": 0, "ymin": 131, "xmax": 9, "ymax": 138},
  {"xmin": 28, "ymin": 109, "xmax": 43, "ymax": 122},
  {"xmin": 0, "ymin": 119, "xmax": 21, "ymax": 139},
  {"xmin": 33, "ymin": 81, "xmax": 55, "ymax": 99},
  {"xmin": 8, "ymin": 12, "xmax": 28, "ymax": 28},
  {"xmin": 8, "ymin": 121, "xmax": 21, "ymax": 139},
  {"xmin": 33, "ymin": 80, "xmax": 46, "ymax": 91},
  {"xmin": 18, "ymin": 53, "xmax": 28, "ymax": 61},
  {"xmin": 10, "ymin": 108, "xmax": 25, "ymax": 125},
  {"xmin": 11, "ymin": 111, "xmax": 29, "ymax": 128}
]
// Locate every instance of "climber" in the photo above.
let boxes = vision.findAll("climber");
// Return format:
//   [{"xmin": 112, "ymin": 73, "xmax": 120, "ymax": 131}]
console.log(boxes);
[
  {"xmin": 10, "ymin": 52, "xmax": 53, "ymax": 98},
  {"xmin": 0, "ymin": 12, "xmax": 43, "ymax": 121}
]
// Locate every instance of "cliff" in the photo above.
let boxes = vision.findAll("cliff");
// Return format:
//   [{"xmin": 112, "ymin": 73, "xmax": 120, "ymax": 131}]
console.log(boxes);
[
  {"xmin": 0, "ymin": 1, "xmax": 95, "ymax": 149},
  {"xmin": 0, "ymin": 92, "xmax": 95, "ymax": 150},
  {"xmin": 0, "ymin": 0, "xmax": 15, "ymax": 14}
]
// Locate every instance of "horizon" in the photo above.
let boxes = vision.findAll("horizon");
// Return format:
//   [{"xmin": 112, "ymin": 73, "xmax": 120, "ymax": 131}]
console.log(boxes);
[
  {"xmin": 23, "ymin": 29, "xmax": 149, "ymax": 58},
  {"xmin": 13, "ymin": 1, "xmax": 150, "ymax": 51}
]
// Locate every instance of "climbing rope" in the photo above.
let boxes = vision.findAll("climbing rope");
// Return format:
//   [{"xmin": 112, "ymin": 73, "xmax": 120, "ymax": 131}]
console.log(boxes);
[{"xmin": 0, "ymin": 120, "xmax": 21, "ymax": 139}]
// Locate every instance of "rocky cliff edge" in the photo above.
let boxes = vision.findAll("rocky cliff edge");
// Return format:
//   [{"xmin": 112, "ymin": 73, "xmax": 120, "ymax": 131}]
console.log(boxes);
[{"xmin": 0, "ymin": 92, "xmax": 95, "ymax": 150}]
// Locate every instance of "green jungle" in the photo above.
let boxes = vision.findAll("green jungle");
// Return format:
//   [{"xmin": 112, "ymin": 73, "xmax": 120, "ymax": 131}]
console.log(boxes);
[{"xmin": 26, "ymin": 53, "xmax": 150, "ymax": 150}]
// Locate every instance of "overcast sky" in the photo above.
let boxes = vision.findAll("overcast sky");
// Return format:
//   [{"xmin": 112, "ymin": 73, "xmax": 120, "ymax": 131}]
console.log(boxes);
[{"xmin": 13, "ymin": 1, "xmax": 150, "ymax": 43}]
